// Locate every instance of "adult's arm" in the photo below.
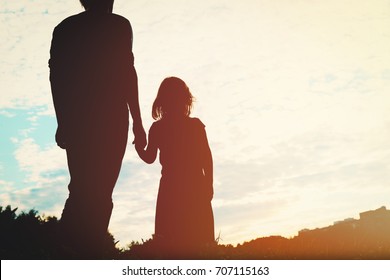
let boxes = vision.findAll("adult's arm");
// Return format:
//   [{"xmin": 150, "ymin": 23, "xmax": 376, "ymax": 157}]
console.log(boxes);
[{"xmin": 124, "ymin": 21, "xmax": 146, "ymax": 149}]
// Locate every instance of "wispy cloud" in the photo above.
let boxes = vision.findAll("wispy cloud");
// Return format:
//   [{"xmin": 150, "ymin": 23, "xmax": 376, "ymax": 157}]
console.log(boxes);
[{"xmin": 3, "ymin": 137, "xmax": 69, "ymax": 212}]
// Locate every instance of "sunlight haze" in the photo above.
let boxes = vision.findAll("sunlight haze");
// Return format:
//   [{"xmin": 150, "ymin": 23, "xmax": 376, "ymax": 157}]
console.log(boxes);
[{"xmin": 1, "ymin": 0, "xmax": 390, "ymax": 247}]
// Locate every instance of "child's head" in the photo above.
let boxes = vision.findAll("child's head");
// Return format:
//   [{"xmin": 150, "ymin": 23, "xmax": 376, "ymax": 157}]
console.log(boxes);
[{"xmin": 152, "ymin": 77, "xmax": 194, "ymax": 120}]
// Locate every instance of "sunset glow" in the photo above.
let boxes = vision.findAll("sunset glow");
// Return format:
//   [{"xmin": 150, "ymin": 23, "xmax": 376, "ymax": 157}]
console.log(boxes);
[{"xmin": 1, "ymin": 0, "xmax": 390, "ymax": 248}]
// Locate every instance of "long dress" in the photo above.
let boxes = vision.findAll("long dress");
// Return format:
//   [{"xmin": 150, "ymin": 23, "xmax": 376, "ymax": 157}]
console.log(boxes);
[{"xmin": 150, "ymin": 117, "xmax": 214, "ymax": 251}]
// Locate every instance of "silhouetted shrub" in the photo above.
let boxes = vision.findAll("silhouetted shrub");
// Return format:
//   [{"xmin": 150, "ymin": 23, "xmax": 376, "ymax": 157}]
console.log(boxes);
[{"xmin": 0, "ymin": 205, "xmax": 119, "ymax": 259}]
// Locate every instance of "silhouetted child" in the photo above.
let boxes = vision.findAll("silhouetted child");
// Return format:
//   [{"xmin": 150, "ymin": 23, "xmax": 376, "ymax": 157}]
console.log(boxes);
[{"xmin": 136, "ymin": 77, "xmax": 215, "ymax": 258}]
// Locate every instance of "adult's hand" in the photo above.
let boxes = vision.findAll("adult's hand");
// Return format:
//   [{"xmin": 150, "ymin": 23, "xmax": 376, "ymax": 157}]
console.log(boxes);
[
  {"xmin": 132, "ymin": 123, "xmax": 146, "ymax": 149},
  {"xmin": 55, "ymin": 126, "xmax": 67, "ymax": 149}
]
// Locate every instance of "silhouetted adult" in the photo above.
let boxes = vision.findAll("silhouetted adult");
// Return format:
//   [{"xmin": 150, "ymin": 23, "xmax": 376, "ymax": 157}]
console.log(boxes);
[{"xmin": 49, "ymin": 0, "xmax": 146, "ymax": 255}]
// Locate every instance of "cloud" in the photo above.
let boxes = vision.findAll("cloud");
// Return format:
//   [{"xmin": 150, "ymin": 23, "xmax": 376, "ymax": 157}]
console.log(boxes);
[
  {"xmin": 13, "ymin": 138, "xmax": 66, "ymax": 182},
  {"xmin": 0, "ymin": 1, "xmax": 81, "ymax": 110},
  {"xmin": 2, "ymin": 137, "xmax": 69, "ymax": 213},
  {"xmin": 109, "ymin": 156, "xmax": 162, "ymax": 245},
  {"xmin": 0, "ymin": 179, "xmax": 14, "ymax": 195}
]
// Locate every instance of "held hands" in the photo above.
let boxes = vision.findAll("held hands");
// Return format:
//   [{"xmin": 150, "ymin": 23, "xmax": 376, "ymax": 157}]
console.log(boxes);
[
  {"xmin": 133, "ymin": 125, "xmax": 157, "ymax": 164},
  {"xmin": 133, "ymin": 125, "xmax": 148, "ymax": 162},
  {"xmin": 132, "ymin": 123, "xmax": 147, "ymax": 150}
]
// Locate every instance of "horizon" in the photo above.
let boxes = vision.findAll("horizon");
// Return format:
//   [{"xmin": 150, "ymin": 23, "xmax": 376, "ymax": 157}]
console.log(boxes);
[
  {"xmin": 2, "ymin": 203, "xmax": 388, "ymax": 247},
  {"xmin": 1, "ymin": 0, "xmax": 390, "ymax": 248},
  {"xmin": 2, "ymin": 203, "xmax": 390, "ymax": 260}
]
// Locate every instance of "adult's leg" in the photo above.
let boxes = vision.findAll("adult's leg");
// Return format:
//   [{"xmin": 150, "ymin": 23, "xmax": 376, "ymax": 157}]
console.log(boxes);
[{"xmin": 60, "ymin": 129, "xmax": 128, "ymax": 255}]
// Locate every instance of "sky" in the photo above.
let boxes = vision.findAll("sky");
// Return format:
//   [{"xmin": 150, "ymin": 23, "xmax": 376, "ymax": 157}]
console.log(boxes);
[{"xmin": 1, "ymin": 0, "xmax": 390, "ymax": 248}]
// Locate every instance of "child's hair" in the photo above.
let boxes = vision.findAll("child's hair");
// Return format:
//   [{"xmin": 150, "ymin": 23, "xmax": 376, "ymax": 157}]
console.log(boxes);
[{"xmin": 152, "ymin": 77, "xmax": 194, "ymax": 120}]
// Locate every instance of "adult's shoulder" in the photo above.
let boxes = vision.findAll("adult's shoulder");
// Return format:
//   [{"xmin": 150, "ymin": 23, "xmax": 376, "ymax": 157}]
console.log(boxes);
[
  {"xmin": 107, "ymin": 13, "xmax": 133, "ymax": 36},
  {"xmin": 110, "ymin": 13, "xmax": 131, "ymax": 25},
  {"xmin": 53, "ymin": 12, "xmax": 85, "ymax": 32},
  {"xmin": 54, "ymin": 12, "xmax": 132, "ymax": 31}
]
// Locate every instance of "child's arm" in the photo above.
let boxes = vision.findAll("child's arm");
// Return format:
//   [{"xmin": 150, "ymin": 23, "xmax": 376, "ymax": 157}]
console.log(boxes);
[{"xmin": 135, "ymin": 126, "xmax": 158, "ymax": 164}]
